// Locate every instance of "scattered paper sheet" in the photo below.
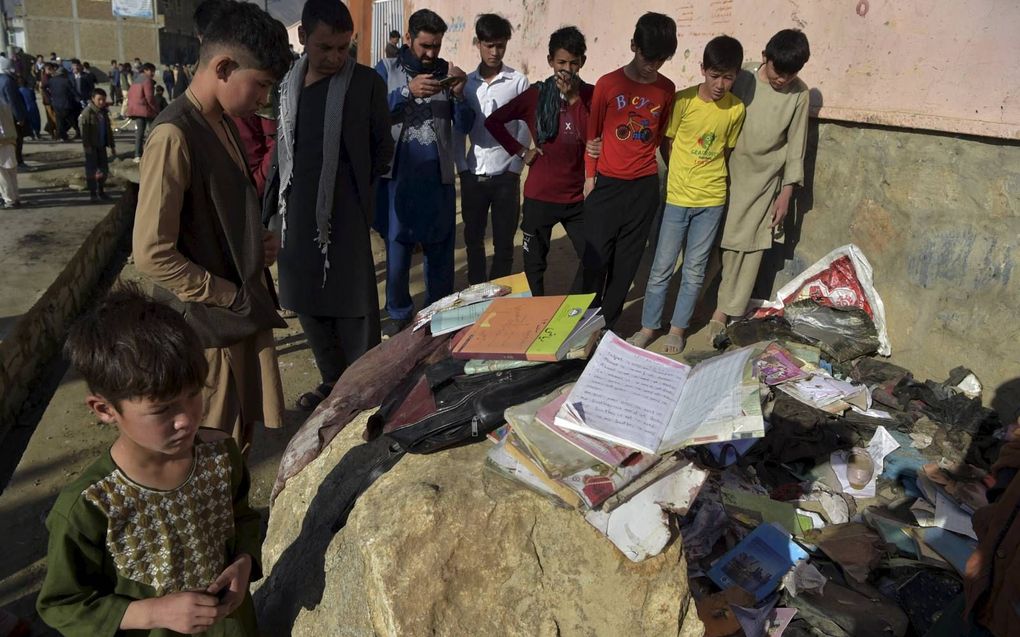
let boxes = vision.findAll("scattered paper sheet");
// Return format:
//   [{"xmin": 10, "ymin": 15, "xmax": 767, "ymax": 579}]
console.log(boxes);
[
  {"xmin": 732, "ymin": 594, "xmax": 779, "ymax": 637},
  {"xmin": 830, "ymin": 426, "xmax": 900, "ymax": 497},
  {"xmin": 781, "ymin": 559, "xmax": 826, "ymax": 597},
  {"xmin": 849, "ymin": 405, "xmax": 895, "ymax": 419},
  {"xmin": 799, "ymin": 486, "xmax": 850, "ymax": 525},
  {"xmin": 766, "ymin": 608, "xmax": 798, "ymax": 636},
  {"xmin": 934, "ymin": 491, "xmax": 978, "ymax": 540},
  {"xmin": 584, "ymin": 464, "xmax": 709, "ymax": 562}
]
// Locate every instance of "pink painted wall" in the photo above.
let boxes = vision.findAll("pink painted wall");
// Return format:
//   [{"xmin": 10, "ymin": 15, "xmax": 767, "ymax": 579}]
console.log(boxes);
[{"xmin": 404, "ymin": 0, "xmax": 1019, "ymax": 139}]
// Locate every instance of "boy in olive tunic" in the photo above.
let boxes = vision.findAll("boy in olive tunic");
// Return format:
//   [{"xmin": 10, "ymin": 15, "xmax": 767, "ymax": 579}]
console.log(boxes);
[
  {"xmin": 37, "ymin": 287, "xmax": 263, "ymax": 636},
  {"xmin": 132, "ymin": 1, "xmax": 293, "ymax": 454},
  {"xmin": 710, "ymin": 29, "xmax": 811, "ymax": 333}
]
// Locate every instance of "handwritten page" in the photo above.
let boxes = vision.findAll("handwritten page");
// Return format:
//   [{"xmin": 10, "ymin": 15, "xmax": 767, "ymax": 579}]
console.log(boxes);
[
  {"xmin": 556, "ymin": 332, "xmax": 689, "ymax": 454},
  {"xmin": 661, "ymin": 346, "xmax": 754, "ymax": 450}
]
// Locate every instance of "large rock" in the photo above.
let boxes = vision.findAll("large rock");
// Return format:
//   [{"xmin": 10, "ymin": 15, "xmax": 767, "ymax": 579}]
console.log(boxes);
[{"xmin": 255, "ymin": 410, "xmax": 704, "ymax": 637}]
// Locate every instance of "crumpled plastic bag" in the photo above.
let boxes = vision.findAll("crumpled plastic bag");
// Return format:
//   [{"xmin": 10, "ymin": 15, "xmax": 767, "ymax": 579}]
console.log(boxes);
[{"xmin": 750, "ymin": 244, "xmax": 891, "ymax": 356}]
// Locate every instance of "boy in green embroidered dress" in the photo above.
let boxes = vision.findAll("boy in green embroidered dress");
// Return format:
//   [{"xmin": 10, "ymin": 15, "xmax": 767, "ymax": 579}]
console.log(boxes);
[{"xmin": 37, "ymin": 286, "xmax": 263, "ymax": 636}]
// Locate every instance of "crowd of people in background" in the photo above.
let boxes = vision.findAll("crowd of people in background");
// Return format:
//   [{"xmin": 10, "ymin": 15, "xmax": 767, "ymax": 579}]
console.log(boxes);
[{"xmin": 0, "ymin": 47, "xmax": 200, "ymax": 208}]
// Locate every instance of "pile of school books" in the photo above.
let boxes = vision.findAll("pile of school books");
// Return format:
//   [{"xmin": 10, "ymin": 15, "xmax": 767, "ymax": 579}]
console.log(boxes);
[
  {"xmin": 413, "ymin": 275, "xmax": 878, "ymax": 564},
  {"xmin": 476, "ymin": 330, "xmax": 879, "ymax": 562}
]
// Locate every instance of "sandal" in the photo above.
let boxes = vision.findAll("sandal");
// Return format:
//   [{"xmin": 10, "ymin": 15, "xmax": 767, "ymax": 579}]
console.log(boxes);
[
  {"xmin": 661, "ymin": 333, "xmax": 687, "ymax": 355},
  {"xmin": 626, "ymin": 330, "xmax": 657, "ymax": 349},
  {"xmin": 296, "ymin": 382, "xmax": 334, "ymax": 411},
  {"xmin": 706, "ymin": 319, "xmax": 727, "ymax": 339}
]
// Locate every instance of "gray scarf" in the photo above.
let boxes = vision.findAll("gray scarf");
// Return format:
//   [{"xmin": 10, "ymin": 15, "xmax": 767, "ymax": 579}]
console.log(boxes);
[{"xmin": 276, "ymin": 54, "xmax": 355, "ymax": 285}]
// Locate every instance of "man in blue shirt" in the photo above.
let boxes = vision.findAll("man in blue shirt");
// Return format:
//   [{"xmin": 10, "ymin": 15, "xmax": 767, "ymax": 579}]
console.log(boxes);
[{"xmin": 374, "ymin": 8, "xmax": 473, "ymax": 337}]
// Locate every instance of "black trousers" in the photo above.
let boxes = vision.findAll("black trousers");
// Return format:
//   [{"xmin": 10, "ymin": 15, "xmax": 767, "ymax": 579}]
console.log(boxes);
[
  {"xmin": 14, "ymin": 121, "xmax": 25, "ymax": 164},
  {"xmin": 133, "ymin": 117, "xmax": 151, "ymax": 158},
  {"xmin": 521, "ymin": 197, "xmax": 585, "ymax": 296},
  {"xmin": 54, "ymin": 108, "xmax": 70, "ymax": 140},
  {"xmin": 298, "ymin": 314, "xmax": 380, "ymax": 386},
  {"xmin": 581, "ymin": 173, "xmax": 660, "ymax": 328},
  {"xmin": 84, "ymin": 147, "xmax": 109, "ymax": 194},
  {"xmin": 460, "ymin": 171, "xmax": 521, "ymax": 284}
]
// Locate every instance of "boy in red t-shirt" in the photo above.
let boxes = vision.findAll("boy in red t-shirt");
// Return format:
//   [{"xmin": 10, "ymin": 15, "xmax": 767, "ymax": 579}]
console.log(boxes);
[
  {"xmin": 485, "ymin": 26, "xmax": 593, "ymax": 295},
  {"xmin": 582, "ymin": 12, "xmax": 677, "ymax": 328}
]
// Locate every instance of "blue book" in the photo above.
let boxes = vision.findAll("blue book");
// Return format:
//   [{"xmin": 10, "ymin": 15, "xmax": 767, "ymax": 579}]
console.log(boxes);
[{"xmin": 708, "ymin": 522, "xmax": 809, "ymax": 602}]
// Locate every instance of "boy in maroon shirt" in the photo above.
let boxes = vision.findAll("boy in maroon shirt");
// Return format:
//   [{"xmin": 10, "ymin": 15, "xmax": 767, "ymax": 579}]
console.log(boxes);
[
  {"xmin": 485, "ymin": 26, "xmax": 592, "ymax": 295},
  {"xmin": 582, "ymin": 12, "xmax": 676, "ymax": 328}
]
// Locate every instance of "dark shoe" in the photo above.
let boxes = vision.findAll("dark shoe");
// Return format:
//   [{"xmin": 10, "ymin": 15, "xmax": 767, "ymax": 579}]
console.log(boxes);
[
  {"xmin": 381, "ymin": 317, "xmax": 411, "ymax": 340},
  {"xmin": 89, "ymin": 193, "xmax": 99, "ymax": 203},
  {"xmin": 99, "ymin": 191, "xmax": 113, "ymax": 201},
  {"xmin": 296, "ymin": 382, "xmax": 334, "ymax": 411}
]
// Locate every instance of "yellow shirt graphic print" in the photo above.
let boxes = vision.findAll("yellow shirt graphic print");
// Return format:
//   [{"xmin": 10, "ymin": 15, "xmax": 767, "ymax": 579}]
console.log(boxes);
[{"xmin": 665, "ymin": 85, "xmax": 746, "ymax": 208}]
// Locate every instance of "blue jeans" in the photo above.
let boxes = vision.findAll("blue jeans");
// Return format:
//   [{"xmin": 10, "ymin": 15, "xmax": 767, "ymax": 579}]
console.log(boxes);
[
  {"xmin": 384, "ymin": 234, "xmax": 455, "ymax": 321},
  {"xmin": 641, "ymin": 203, "xmax": 724, "ymax": 330}
]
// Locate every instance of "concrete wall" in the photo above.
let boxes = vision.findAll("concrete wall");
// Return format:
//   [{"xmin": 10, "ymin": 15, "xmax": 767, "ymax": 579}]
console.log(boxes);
[
  {"xmin": 769, "ymin": 122, "xmax": 1020, "ymax": 417},
  {"xmin": 405, "ymin": 0, "xmax": 1020, "ymax": 139},
  {"xmin": 0, "ymin": 190, "xmax": 137, "ymax": 439},
  {"xmin": 391, "ymin": 0, "xmax": 1020, "ymax": 415}
]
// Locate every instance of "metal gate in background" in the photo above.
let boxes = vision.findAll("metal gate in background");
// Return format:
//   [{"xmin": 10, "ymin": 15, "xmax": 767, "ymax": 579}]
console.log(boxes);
[{"xmin": 371, "ymin": 0, "xmax": 403, "ymax": 66}]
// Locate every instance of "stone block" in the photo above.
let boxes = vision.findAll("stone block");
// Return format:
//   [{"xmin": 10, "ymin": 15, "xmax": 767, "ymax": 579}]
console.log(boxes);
[{"xmin": 257, "ymin": 412, "xmax": 704, "ymax": 637}]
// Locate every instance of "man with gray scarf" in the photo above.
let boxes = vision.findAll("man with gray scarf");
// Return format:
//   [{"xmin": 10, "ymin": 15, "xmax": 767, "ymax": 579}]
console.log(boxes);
[{"xmin": 271, "ymin": 0, "xmax": 393, "ymax": 411}]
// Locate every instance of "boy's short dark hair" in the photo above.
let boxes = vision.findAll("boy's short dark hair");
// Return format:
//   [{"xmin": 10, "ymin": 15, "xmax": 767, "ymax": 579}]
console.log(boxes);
[
  {"xmin": 193, "ymin": 0, "xmax": 233, "ymax": 39},
  {"xmin": 111, "ymin": 59, "xmax": 117, "ymax": 64},
  {"xmin": 765, "ymin": 29, "xmax": 810, "ymax": 74},
  {"xmin": 71, "ymin": 58, "xmax": 82, "ymax": 66},
  {"xmin": 703, "ymin": 35, "xmax": 743, "ymax": 73},
  {"xmin": 548, "ymin": 26, "xmax": 586, "ymax": 58},
  {"xmin": 65, "ymin": 284, "xmax": 208, "ymax": 408},
  {"xmin": 475, "ymin": 13, "xmax": 511, "ymax": 42},
  {"xmin": 388, "ymin": 30, "xmax": 401, "ymax": 40},
  {"xmin": 408, "ymin": 8, "xmax": 447, "ymax": 39},
  {"xmin": 91, "ymin": 87, "xmax": 107, "ymax": 98},
  {"xmin": 632, "ymin": 12, "xmax": 677, "ymax": 62},
  {"xmin": 301, "ymin": 0, "xmax": 354, "ymax": 36},
  {"xmin": 141, "ymin": 62, "xmax": 156, "ymax": 73},
  {"xmin": 200, "ymin": 0, "xmax": 292, "ymax": 80},
  {"xmin": 155, "ymin": 85, "xmax": 164, "ymax": 93}
]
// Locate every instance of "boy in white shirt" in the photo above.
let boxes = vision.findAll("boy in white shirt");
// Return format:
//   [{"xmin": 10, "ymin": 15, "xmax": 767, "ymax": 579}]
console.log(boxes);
[{"xmin": 455, "ymin": 13, "xmax": 530, "ymax": 284}]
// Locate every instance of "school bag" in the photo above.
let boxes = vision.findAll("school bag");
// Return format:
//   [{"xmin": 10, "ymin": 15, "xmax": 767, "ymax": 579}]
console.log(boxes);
[{"xmin": 369, "ymin": 358, "xmax": 585, "ymax": 454}]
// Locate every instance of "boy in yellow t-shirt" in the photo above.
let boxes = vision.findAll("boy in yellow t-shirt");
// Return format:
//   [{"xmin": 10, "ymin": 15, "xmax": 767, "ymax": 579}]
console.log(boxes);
[{"xmin": 629, "ymin": 35, "xmax": 745, "ymax": 353}]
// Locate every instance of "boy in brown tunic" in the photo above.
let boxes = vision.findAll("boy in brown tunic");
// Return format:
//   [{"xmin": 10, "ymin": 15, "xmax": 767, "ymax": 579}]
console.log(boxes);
[
  {"xmin": 709, "ymin": 29, "xmax": 811, "ymax": 334},
  {"xmin": 132, "ymin": 0, "xmax": 293, "ymax": 455}
]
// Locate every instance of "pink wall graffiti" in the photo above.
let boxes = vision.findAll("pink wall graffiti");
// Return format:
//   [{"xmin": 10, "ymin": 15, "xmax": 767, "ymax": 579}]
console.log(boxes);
[{"xmin": 405, "ymin": 0, "xmax": 1019, "ymax": 139}]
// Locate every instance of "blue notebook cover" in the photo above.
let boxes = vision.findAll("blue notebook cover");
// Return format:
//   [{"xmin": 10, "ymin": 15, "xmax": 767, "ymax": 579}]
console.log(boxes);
[{"xmin": 707, "ymin": 522, "xmax": 809, "ymax": 602}]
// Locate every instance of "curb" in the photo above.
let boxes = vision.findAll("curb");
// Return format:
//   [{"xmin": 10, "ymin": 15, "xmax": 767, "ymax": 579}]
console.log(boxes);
[{"xmin": 0, "ymin": 185, "xmax": 138, "ymax": 438}]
